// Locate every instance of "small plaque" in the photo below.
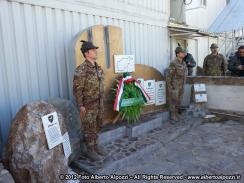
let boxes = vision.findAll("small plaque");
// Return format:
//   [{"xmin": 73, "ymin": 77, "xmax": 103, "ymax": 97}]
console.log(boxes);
[
  {"xmin": 144, "ymin": 80, "xmax": 156, "ymax": 105},
  {"xmin": 194, "ymin": 83, "xmax": 206, "ymax": 92},
  {"xmin": 41, "ymin": 112, "xmax": 63, "ymax": 149},
  {"xmin": 155, "ymin": 81, "xmax": 166, "ymax": 106},
  {"xmin": 195, "ymin": 93, "xmax": 207, "ymax": 103}
]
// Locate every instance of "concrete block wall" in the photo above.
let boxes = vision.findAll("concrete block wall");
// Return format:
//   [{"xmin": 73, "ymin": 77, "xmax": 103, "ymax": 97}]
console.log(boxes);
[{"xmin": 184, "ymin": 77, "xmax": 244, "ymax": 113}]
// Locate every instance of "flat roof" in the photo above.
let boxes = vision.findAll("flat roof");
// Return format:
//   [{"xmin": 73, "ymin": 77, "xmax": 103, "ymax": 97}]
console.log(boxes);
[{"xmin": 168, "ymin": 22, "xmax": 216, "ymax": 38}]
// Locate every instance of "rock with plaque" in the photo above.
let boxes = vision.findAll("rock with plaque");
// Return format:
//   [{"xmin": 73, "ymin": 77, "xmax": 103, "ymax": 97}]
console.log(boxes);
[
  {"xmin": 4, "ymin": 101, "xmax": 68, "ymax": 183},
  {"xmin": 47, "ymin": 98, "xmax": 83, "ymax": 163}
]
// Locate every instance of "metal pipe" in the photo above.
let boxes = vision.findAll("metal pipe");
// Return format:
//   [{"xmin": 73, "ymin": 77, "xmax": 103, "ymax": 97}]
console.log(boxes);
[
  {"xmin": 176, "ymin": 106, "xmax": 244, "ymax": 119},
  {"xmin": 209, "ymin": 111, "xmax": 244, "ymax": 119},
  {"xmin": 170, "ymin": 33, "xmax": 194, "ymax": 37},
  {"xmin": 168, "ymin": 28, "xmax": 197, "ymax": 33}
]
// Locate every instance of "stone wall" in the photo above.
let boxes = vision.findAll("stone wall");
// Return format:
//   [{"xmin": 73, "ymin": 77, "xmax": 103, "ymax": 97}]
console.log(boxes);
[{"xmin": 183, "ymin": 76, "xmax": 244, "ymax": 113}]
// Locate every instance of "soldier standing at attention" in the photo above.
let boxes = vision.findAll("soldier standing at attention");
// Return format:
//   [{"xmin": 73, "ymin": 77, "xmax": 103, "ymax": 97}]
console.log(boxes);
[
  {"xmin": 166, "ymin": 47, "xmax": 188, "ymax": 122},
  {"xmin": 73, "ymin": 40, "xmax": 106, "ymax": 161},
  {"xmin": 203, "ymin": 43, "xmax": 227, "ymax": 76}
]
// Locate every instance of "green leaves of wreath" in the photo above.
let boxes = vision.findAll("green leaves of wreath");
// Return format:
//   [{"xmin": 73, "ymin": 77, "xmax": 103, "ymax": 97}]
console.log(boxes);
[{"xmin": 112, "ymin": 74, "xmax": 145, "ymax": 124}]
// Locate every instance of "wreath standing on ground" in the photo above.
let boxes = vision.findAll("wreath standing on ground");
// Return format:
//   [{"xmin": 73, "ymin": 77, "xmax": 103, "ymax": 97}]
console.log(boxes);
[{"xmin": 112, "ymin": 73, "xmax": 150, "ymax": 124}]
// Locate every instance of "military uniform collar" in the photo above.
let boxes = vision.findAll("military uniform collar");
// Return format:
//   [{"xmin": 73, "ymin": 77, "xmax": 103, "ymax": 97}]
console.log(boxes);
[
  {"xmin": 210, "ymin": 53, "xmax": 219, "ymax": 56},
  {"xmin": 176, "ymin": 57, "xmax": 184, "ymax": 63},
  {"xmin": 85, "ymin": 60, "xmax": 96, "ymax": 68}
]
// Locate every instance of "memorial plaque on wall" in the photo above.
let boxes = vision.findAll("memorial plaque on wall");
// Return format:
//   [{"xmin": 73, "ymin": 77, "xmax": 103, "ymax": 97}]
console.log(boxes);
[
  {"xmin": 195, "ymin": 93, "xmax": 207, "ymax": 103},
  {"xmin": 194, "ymin": 83, "xmax": 206, "ymax": 92},
  {"xmin": 155, "ymin": 81, "xmax": 166, "ymax": 106},
  {"xmin": 144, "ymin": 80, "xmax": 156, "ymax": 105},
  {"xmin": 191, "ymin": 83, "xmax": 207, "ymax": 105},
  {"xmin": 114, "ymin": 55, "xmax": 135, "ymax": 73}
]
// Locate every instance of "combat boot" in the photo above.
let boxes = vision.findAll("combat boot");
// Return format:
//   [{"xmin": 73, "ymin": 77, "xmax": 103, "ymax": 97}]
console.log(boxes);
[
  {"xmin": 95, "ymin": 145, "xmax": 107, "ymax": 156},
  {"xmin": 86, "ymin": 146, "xmax": 103, "ymax": 161},
  {"xmin": 170, "ymin": 113, "xmax": 179, "ymax": 123},
  {"xmin": 176, "ymin": 112, "xmax": 184, "ymax": 121}
]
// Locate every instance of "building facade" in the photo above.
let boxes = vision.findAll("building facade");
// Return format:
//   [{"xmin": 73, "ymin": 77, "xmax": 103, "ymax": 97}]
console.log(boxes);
[
  {"xmin": 186, "ymin": 0, "xmax": 227, "ymax": 67},
  {"xmin": 0, "ymin": 0, "xmax": 170, "ymax": 150},
  {"xmin": 170, "ymin": 0, "xmax": 227, "ymax": 71},
  {"xmin": 186, "ymin": 0, "xmax": 227, "ymax": 29}
]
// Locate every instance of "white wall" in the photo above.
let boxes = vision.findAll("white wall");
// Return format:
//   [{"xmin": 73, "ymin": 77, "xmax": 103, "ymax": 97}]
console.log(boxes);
[
  {"xmin": 170, "ymin": 0, "xmax": 186, "ymax": 24},
  {"xmin": 206, "ymin": 85, "xmax": 244, "ymax": 111},
  {"xmin": 0, "ymin": 0, "xmax": 170, "ymax": 145},
  {"xmin": 183, "ymin": 84, "xmax": 244, "ymax": 113},
  {"xmin": 186, "ymin": 0, "xmax": 226, "ymax": 29},
  {"xmin": 187, "ymin": 39, "xmax": 198, "ymax": 74},
  {"xmin": 184, "ymin": 0, "xmax": 226, "ymax": 68},
  {"xmin": 196, "ymin": 37, "xmax": 209, "ymax": 67}
]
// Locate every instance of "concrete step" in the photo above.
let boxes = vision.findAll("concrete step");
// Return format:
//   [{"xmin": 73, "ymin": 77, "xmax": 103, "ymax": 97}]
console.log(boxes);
[
  {"xmin": 98, "ymin": 111, "xmax": 169, "ymax": 145},
  {"xmin": 70, "ymin": 112, "xmax": 201, "ymax": 180}
]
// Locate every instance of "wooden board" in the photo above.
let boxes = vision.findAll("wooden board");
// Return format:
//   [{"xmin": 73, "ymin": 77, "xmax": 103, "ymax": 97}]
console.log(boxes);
[
  {"xmin": 106, "ymin": 26, "xmax": 123, "ymax": 70},
  {"xmin": 91, "ymin": 25, "xmax": 106, "ymax": 69},
  {"xmin": 74, "ymin": 25, "xmax": 167, "ymax": 125},
  {"xmin": 103, "ymin": 26, "xmax": 124, "ymax": 124}
]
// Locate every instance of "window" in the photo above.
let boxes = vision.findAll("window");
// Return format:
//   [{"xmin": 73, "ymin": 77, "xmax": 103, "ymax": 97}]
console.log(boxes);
[{"xmin": 201, "ymin": 0, "xmax": 207, "ymax": 6}]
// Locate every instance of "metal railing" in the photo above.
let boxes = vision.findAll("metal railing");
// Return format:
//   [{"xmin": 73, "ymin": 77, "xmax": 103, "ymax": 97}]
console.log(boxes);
[{"xmin": 218, "ymin": 27, "xmax": 244, "ymax": 59}]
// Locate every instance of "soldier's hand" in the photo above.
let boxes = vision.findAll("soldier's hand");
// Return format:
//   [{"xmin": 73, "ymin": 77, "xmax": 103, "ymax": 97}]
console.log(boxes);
[
  {"xmin": 237, "ymin": 65, "xmax": 243, "ymax": 70},
  {"xmin": 79, "ymin": 106, "xmax": 86, "ymax": 118},
  {"xmin": 98, "ymin": 120, "xmax": 103, "ymax": 128}
]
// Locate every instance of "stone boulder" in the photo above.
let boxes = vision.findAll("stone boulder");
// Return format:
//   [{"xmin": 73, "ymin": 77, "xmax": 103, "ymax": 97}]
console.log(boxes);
[
  {"xmin": 0, "ymin": 163, "xmax": 15, "ymax": 183},
  {"xmin": 3, "ymin": 101, "xmax": 68, "ymax": 183},
  {"xmin": 47, "ymin": 98, "xmax": 84, "ymax": 163}
]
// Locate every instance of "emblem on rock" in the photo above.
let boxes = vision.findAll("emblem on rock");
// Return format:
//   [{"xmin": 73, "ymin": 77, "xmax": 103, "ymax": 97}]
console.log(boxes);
[{"xmin": 48, "ymin": 115, "xmax": 54, "ymax": 123}]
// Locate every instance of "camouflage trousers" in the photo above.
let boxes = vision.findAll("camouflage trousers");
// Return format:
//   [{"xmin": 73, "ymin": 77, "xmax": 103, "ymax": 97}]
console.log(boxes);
[
  {"xmin": 168, "ymin": 87, "xmax": 184, "ymax": 116},
  {"xmin": 81, "ymin": 108, "xmax": 103, "ymax": 148}
]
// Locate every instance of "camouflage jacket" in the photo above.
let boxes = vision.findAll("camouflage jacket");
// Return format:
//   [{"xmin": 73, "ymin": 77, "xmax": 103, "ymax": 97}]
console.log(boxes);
[
  {"xmin": 166, "ymin": 58, "xmax": 187, "ymax": 90},
  {"xmin": 73, "ymin": 60, "xmax": 104, "ymax": 110},
  {"xmin": 203, "ymin": 53, "xmax": 227, "ymax": 76}
]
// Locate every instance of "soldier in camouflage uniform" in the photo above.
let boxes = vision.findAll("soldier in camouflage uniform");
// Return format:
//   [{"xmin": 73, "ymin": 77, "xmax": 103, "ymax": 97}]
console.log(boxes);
[
  {"xmin": 166, "ymin": 47, "xmax": 188, "ymax": 122},
  {"xmin": 203, "ymin": 43, "xmax": 227, "ymax": 76},
  {"xmin": 73, "ymin": 40, "xmax": 106, "ymax": 161}
]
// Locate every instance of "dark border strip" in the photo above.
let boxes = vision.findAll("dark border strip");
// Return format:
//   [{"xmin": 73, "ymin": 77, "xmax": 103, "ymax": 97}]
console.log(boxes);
[
  {"xmin": 88, "ymin": 28, "xmax": 93, "ymax": 42},
  {"xmin": 104, "ymin": 26, "xmax": 110, "ymax": 69},
  {"xmin": 186, "ymin": 76, "xmax": 244, "ymax": 85}
]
